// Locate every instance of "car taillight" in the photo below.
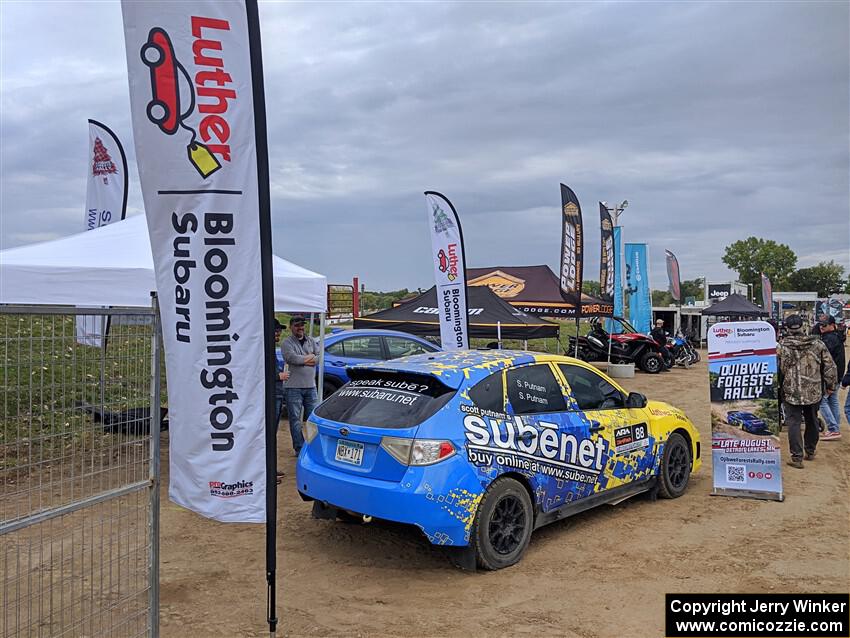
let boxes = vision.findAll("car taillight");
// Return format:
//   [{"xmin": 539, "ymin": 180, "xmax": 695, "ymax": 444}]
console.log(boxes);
[
  {"xmin": 381, "ymin": 437, "xmax": 455, "ymax": 466},
  {"xmin": 304, "ymin": 420, "xmax": 318, "ymax": 444}
]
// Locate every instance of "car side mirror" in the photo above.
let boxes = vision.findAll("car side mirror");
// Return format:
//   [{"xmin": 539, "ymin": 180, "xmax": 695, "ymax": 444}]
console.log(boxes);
[{"xmin": 625, "ymin": 392, "xmax": 647, "ymax": 408}]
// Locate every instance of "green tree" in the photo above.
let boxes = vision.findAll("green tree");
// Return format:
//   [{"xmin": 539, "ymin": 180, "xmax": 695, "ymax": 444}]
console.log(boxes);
[
  {"xmin": 787, "ymin": 261, "xmax": 846, "ymax": 296},
  {"xmin": 582, "ymin": 280, "xmax": 601, "ymax": 296},
  {"xmin": 722, "ymin": 237, "xmax": 797, "ymax": 301},
  {"xmin": 680, "ymin": 278, "xmax": 705, "ymax": 302},
  {"xmin": 652, "ymin": 278, "xmax": 704, "ymax": 307},
  {"xmin": 652, "ymin": 290, "xmax": 673, "ymax": 306},
  {"xmin": 359, "ymin": 288, "xmax": 412, "ymax": 313}
]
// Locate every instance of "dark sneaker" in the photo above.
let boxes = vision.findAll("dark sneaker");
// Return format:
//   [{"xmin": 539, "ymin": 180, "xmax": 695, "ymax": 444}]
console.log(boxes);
[
  {"xmin": 787, "ymin": 459, "xmax": 804, "ymax": 469},
  {"xmin": 804, "ymin": 451, "xmax": 816, "ymax": 460}
]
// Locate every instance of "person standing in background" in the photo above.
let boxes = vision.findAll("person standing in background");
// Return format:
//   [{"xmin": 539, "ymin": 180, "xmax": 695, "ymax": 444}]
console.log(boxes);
[
  {"xmin": 777, "ymin": 315, "xmax": 837, "ymax": 468},
  {"xmin": 271, "ymin": 317, "xmax": 290, "ymax": 481},
  {"xmin": 282, "ymin": 316, "xmax": 319, "ymax": 455},
  {"xmin": 818, "ymin": 316, "xmax": 845, "ymax": 439}
]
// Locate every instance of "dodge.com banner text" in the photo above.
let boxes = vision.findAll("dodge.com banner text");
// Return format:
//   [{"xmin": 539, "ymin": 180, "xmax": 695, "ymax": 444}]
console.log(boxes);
[
  {"xmin": 122, "ymin": 0, "xmax": 270, "ymax": 522},
  {"xmin": 424, "ymin": 191, "xmax": 469, "ymax": 349},
  {"xmin": 708, "ymin": 321, "xmax": 782, "ymax": 501}
]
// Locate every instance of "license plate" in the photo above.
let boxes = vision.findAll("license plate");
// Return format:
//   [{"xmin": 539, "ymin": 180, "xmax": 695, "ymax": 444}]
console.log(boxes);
[{"xmin": 335, "ymin": 439, "xmax": 364, "ymax": 466}]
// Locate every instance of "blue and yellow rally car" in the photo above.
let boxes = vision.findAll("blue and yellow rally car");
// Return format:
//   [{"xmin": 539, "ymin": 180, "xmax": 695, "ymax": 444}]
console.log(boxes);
[{"xmin": 296, "ymin": 350, "xmax": 701, "ymax": 570}]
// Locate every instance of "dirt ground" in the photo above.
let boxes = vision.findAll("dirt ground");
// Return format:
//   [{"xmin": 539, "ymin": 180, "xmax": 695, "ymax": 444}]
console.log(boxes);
[{"xmin": 158, "ymin": 352, "xmax": 850, "ymax": 638}]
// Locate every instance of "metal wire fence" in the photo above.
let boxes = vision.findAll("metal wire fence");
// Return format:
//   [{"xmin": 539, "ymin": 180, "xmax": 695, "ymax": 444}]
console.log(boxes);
[{"xmin": 1, "ymin": 304, "xmax": 161, "ymax": 637}]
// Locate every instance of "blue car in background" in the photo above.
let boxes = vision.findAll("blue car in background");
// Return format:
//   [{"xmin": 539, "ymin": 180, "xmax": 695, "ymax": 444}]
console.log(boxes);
[
  {"xmin": 320, "ymin": 329, "xmax": 440, "ymax": 396},
  {"xmin": 726, "ymin": 411, "xmax": 772, "ymax": 436},
  {"xmin": 276, "ymin": 329, "xmax": 439, "ymax": 397}
]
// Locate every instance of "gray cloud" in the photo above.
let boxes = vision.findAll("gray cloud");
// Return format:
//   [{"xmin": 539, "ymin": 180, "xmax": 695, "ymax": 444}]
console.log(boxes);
[{"xmin": 2, "ymin": 1, "xmax": 848, "ymax": 292}]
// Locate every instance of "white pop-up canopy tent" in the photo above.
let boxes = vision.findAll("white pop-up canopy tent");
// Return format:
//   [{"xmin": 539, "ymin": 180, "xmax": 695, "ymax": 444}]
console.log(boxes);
[{"xmin": 0, "ymin": 214, "xmax": 327, "ymax": 312}]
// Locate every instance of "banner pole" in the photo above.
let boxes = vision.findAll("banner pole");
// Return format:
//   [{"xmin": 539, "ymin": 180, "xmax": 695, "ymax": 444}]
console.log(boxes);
[
  {"xmin": 574, "ymin": 316, "xmax": 580, "ymax": 357},
  {"xmin": 243, "ymin": 0, "xmax": 277, "ymax": 633}
]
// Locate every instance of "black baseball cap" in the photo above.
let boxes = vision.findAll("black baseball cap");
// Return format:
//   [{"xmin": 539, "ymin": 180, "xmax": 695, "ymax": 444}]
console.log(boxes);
[
  {"xmin": 784, "ymin": 314, "xmax": 803, "ymax": 329},
  {"xmin": 289, "ymin": 316, "xmax": 306, "ymax": 327},
  {"xmin": 272, "ymin": 317, "xmax": 284, "ymax": 331},
  {"xmin": 820, "ymin": 315, "xmax": 836, "ymax": 326}
]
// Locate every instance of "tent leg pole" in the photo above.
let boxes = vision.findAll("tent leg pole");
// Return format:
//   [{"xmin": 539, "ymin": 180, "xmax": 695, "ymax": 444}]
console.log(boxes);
[
  {"xmin": 497, "ymin": 321, "xmax": 501, "ymax": 348},
  {"xmin": 318, "ymin": 313, "xmax": 325, "ymax": 403},
  {"xmin": 574, "ymin": 317, "xmax": 580, "ymax": 357},
  {"xmin": 523, "ymin": 339, "xmax": 527, "ymax": 350}
]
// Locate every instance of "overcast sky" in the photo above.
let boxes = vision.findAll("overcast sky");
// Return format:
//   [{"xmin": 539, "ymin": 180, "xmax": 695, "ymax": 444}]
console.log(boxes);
[{"xmin": 2, "ymin": 1, "xmax": 848, "ymax": 292}]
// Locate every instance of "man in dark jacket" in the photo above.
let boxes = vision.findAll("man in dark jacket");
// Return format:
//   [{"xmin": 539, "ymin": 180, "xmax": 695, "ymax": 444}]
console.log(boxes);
[
  {"xmin": 819, "ymin": 316, "xmax": 845, "ymax": 439},
  {"xmin": 777, "ymin": 315, "xmax": 837, "ymax": 468},
  {"xmin": 650, "ymin": 319, "xmax": 672, "ymax": 370}
]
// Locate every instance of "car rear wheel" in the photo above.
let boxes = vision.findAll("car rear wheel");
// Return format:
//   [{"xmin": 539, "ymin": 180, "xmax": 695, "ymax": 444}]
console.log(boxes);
[
  {"xmin": 639, "ymin": 352, "xmax": 663, "ymax": 374},
  {"xmin": 471, "ymin": 477, "xmax": 533, "ymax": 570},
  {"xmin": 658, "ymin": 432, "xmax": 691, "ymax": 499}
]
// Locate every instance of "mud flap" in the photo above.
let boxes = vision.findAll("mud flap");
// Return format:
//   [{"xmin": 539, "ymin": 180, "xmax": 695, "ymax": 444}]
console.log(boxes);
[
  {"xmin": 647, "ymin": 479, "xmax": 660, "ymax": 502},
  {"xmin": 311, "ymin": 501, "xmax": 339, "ymax": 520},
  {"xmin": 444, "ymin": 546, "xmax": 477, "ymax": 572}
]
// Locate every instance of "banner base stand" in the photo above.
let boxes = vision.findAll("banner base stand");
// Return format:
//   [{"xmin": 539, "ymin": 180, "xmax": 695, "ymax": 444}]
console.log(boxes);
[{"xmin": 711, "ymin": 488, "xmax": 784, "ymax": 502}]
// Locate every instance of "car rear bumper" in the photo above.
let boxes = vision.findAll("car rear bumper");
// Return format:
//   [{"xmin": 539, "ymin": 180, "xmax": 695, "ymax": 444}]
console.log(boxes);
[{"xmin": 296, "ymin": 450, "xmax": 483, "ymax": 546}]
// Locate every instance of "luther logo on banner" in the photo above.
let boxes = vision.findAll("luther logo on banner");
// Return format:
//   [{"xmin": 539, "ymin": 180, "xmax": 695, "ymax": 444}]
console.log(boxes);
[
  {"xmin": 139, "ymin": 21, "xmax": 236, "ymax": 178},
  {"xmin": 424, "ymin": 191, "xmax": 469, "ymax": 350},
  {"xmin": 123, "ymin": 1, "xmax": 272, "ymax": 523}
]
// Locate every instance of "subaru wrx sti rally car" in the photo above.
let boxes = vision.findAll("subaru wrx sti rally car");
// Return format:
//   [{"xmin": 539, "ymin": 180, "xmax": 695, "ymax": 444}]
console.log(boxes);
[
  {"xmin": 296, "ymin": 350, "xmax": 701, "ymax": 570},
  {"xmin": 726, "ymin": 411, "xmax": 772, "ymax": 436}
]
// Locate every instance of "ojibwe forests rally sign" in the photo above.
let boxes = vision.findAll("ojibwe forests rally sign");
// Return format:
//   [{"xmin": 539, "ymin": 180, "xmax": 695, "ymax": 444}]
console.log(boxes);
[
  {"xmin": 122, "ymin": 1, "xmax": 270, "ymax": 522},
  {"xmin": 708, "ymin": 321, "xmax": 782, "ymax": 501}
]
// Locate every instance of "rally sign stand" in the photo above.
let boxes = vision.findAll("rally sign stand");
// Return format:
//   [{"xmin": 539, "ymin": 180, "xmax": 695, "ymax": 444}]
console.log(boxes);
[{"xmin": 707, "ymin": 321, "xmax": 783, "ymax": 502}]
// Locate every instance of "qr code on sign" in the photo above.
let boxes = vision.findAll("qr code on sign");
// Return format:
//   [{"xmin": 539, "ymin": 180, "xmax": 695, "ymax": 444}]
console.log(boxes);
[{"xmin": 726, "ymin": 464, "xmax": 746, "ymax": 484}]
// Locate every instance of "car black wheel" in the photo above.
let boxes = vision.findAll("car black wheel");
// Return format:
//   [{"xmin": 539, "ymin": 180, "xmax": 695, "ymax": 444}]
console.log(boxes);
[
  {"xmin": 146, "ymin": 99, "xmax": 169, "ymax": 125},
  {"xmin": 658, "ymin": 432, "xmax": 691, "ymax": 499},
  {"xmin": 141, "ymin": 42, "xmax": 163, "ymax": 66},
  {"xmin": 472, "ymin": 477, "xmax": 533, "ymax": 570},
  {"xmin": 639, "ymin": 352, "xmax": 663, "ymax": 374}
]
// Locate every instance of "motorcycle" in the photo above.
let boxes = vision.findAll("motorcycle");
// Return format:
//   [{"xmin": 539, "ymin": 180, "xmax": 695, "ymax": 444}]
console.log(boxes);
[
  {"xmin": 666, "ymin": 334, "xmax": 692, "ymax": 368},
  {"xmin": 679, "ymin": 330, "xmax": 701, "ymax": 364},
  {"xmin": 569, "ymin": 317, "xmax": 666, "ymax": 374}
]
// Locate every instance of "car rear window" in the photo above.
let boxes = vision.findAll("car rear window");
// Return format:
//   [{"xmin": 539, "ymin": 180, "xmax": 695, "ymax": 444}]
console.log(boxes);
[{"xmin": 314, "ymin": 369, "xmax": 456, "ymax": 428}]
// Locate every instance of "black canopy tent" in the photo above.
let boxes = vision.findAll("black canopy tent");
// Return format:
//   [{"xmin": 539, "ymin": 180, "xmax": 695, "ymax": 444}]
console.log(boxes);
[
  {"xmin": 466, "ymin": 264, "xmax": 613, "ymax": 317},
  {"xmin": 701, "ymin": 293, "xmax": 768, "ymax": 318},
  {"xmin": 354, "ymin": 285, "xmax": 560, "ymax": 340}
]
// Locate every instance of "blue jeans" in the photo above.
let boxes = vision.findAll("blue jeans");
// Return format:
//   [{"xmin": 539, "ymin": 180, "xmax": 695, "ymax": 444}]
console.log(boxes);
[
  {"xmin": 819, "ymin": 392, "xmax": 840, "ymax": 432},
  {"xmin": 285, "ymin": 387, "xmax": 317, "ymax": 454}
]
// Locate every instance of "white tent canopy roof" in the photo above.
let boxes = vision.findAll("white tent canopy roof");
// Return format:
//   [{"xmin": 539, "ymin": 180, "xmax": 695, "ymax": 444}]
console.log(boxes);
[{"xmin": 0, "ymin": 215, "xmax": 327, "ymax": 312}]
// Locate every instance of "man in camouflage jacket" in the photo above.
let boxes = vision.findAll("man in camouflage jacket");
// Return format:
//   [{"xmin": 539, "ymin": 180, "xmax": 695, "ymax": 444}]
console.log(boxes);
[{"xmin": 778, "ymin": 315, "xmax": 838, "ymax": 467}]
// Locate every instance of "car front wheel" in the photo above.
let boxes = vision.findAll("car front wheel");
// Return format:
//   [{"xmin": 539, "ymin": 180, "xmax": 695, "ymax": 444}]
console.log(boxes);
[
  {"xmin": 471, "ymin": 477, "xmax": 534, "ymax": 570},
  {"xmin": 658, "ymin": 432, "xmax": 691, "ymax": 498}
]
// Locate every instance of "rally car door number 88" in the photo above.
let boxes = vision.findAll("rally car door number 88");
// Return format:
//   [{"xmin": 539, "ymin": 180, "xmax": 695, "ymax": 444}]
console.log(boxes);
[
  {"xmin": 335, "ymin": 439, "xmax": 364, "ymax": 466},
  {"xmin": 613, "ymin": 423, "xmax": 649, "ymax": 453}
]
